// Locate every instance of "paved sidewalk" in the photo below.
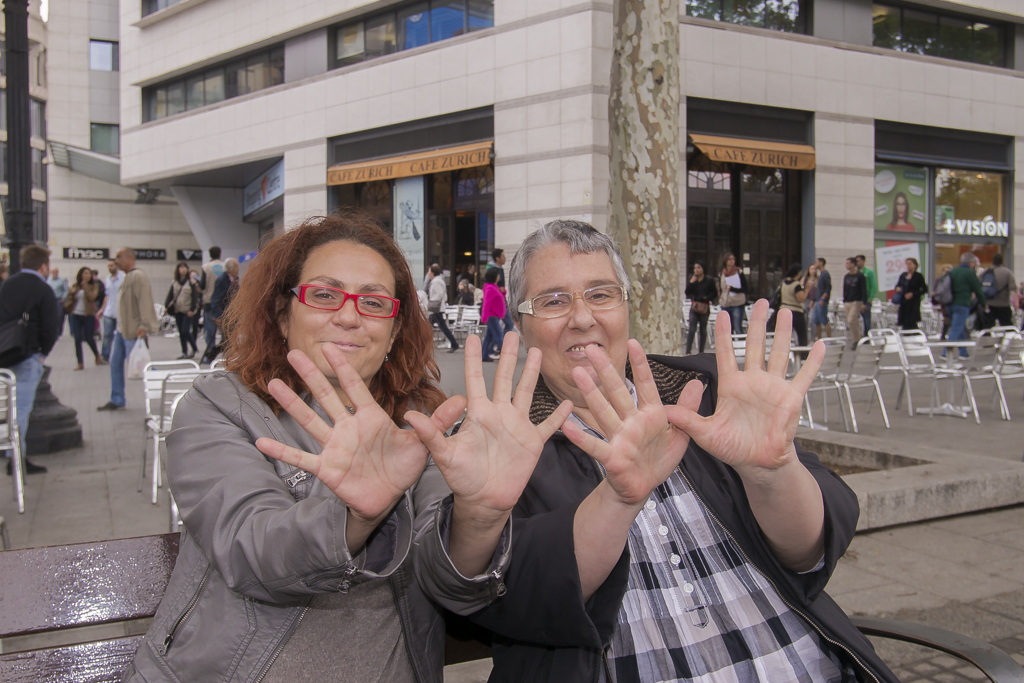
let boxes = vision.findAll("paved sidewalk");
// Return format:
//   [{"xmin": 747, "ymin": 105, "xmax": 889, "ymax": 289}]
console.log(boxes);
[{"xmin": 2, "ymin": 336, "xmax": 1023, "ymax": 681}]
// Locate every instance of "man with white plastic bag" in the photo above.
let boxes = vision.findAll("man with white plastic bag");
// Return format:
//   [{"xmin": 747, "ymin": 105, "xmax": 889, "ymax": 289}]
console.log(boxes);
[
  {"xmin": 98, "ymin": 248, "xmax": 159, "ymax": 411},
  {"xmin": 126, "ymin": 340, "xmax": 151, "ymax": 380}
]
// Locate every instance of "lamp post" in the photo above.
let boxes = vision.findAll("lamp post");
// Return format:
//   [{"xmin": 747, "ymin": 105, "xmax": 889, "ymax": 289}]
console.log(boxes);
[{"xmin": 4, "ymin": 0, "xmax": 34, "ymax": 271}]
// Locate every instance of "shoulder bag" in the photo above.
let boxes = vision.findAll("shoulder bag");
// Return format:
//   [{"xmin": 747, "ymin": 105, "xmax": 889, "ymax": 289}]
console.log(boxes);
[{"xmin": 0, "ymin": 313, "xmax": 30, "ymax": 368}]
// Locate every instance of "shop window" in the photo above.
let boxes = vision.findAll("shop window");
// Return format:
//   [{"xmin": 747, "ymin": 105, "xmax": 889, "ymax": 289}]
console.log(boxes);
[
  {"xmin": 872, "ymin": 3, "xmax": 1006, "ymax": 67},
  {"xmin": 688, "ymin": 170, "xmax": 731, "ymax": 190},
  {"xmin": 330, "ymin": 0, "xmax": 494, "ymax": 70},
  {"xmin": 32, "ymin": 200, "xmax": 47, "ymax": 244},
  {"xmin": 31, "ymin": 148, "xmax": 45, "ymax": 190},
  {"xmin": 143, "ymin": 46, "xmax": 284, "ymax": 122},
  {"xmin": 934, "ymin": 169, "xmax": 1006, "ymax": 237},
  {"xmin": 454, "ymin": 167, "xmax": 495, "ymax": 210},
  {"xmin": 142, "ymin": 0, "xmax": 186, "ymax": 17},
  {"xmin": 742, "ymin": 168, "xmax": 784, "ymax": 193},
  {"xmin": 687, "ymin": 0, "xmax": 807, "ymax": 33},
  {"xmin": 89, "ymin": 40, "xmax": 119, "ymax": 71},
  {"xmin": 91, "ymin": 123, "xmax": 120, "ymax": 155}
]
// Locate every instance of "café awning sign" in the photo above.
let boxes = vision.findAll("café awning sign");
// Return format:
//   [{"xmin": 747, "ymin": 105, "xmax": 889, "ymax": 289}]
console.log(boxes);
[
  {"xmin": 327, "ymin": 141, "xmax": 493, "ymax": 186},
  {"xmin": 689, "ymin": 134, "xmax": 816, "ymax": 171}
]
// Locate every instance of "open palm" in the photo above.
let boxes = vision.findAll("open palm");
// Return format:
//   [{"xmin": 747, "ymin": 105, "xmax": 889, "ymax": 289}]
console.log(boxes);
[
  {"xmin": 406, "ymin": 333, "xmax": 572, "ymax": 515},
  {"xmin": 666, "ymin": 300, "xmax": 824, "ymax": 472},
  {"xmin": 255, "ymin": 345, "xmax": 463, "ymax": 521},
  {"xmin": 561, "ymin": 340, "xmax": 705, "ymax": 506}
]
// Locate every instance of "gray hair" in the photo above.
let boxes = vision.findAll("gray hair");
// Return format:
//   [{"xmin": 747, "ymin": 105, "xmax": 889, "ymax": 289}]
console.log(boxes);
[
  {"xmin": 959, "ymin": 251, "xmax": 979, "ymax": 266},
  {"xmin": 508, "ymin": 219, "xmax": 630, "ymax": 324}
]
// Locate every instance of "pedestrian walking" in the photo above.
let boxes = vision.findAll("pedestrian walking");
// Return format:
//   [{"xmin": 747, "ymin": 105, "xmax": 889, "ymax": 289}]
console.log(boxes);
[
  {"xmin": 982, "ymin": 253, "xmax": 1017, "ymax": 328},
  {"xmin": 768, "ymin": 263, "xmax": 810, "ymax": 347},
  {"xmin": 718, "ymin": 252, "xmax": 748, "ymax": 334},
  {"xmin": 843, "ymin": 257, "xmax": 868, "ymax": 346},
  {"xmin": 894, "ymin": 257, "xmax": 928, "ymax": 330},
  {"xmin": 47, "ymin": 266, "xmax": 69, "ymax": 337},
  {"xmin": 0, "ymin": 245, "xmax": 61, "ymax": 475},
  {"xmin": 98, "ymin": 259, "xmax": 123, "ymax": 362},
  {"xmin": 65, "ymin": 266, "xmax": 103, "ymax": 370},
  {"xmin": 165, "ymin": 261, "xmax": 201, "ymax": 359},
  {"xmin": 480, "ymin": 266, "xmax": 505, "ymax": 361},
  {"xmin": 202, "ymin": 258, "xmax": 239, "ymax": 364},
  {"xmin": 189, "ymin": 269, "xmax": 202, "ymax": 344},
  {"xmin": 97, "ymin": 248, "xmax": 159, "ymax": 411},
  {"xmin": 685, "ymin": 260, "xmax": 718, "ymax": 354},
  {"xmin": 426, "ymin": 263, "xmax": 459, "ymax": 353},
  {"xmin": 92, "ymin": 269, "xmax": 106, "ymax": 345},
  {"xmin": 855, "ymin": 254, "xmax": 877, "ymax": 336},
  {"xmin": 198, "ymin": 246, "xmax": 226, "ymax": 361},
  {"xmin": 812, "ymin": 257, "xmax": 833, "ymax": 340},
  {"xmin": 946, "ymin": 252, "xmax": 987, "ymax": 357},
  {"xmin": 486, "ymin": 248, "xmax": 515, "ymax": 334}
]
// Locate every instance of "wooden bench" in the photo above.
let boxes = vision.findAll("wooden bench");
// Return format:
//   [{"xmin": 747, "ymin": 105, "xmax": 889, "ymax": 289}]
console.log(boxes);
[{"xmin": 2, "ymin": 534, "xmax": 1022, "ymax": 683}]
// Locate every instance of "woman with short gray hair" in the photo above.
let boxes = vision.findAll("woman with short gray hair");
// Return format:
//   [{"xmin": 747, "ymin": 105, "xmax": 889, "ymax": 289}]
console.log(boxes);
[{"xmin": 427, "ymin": 219, "xmax": 896, "ymax": 683}]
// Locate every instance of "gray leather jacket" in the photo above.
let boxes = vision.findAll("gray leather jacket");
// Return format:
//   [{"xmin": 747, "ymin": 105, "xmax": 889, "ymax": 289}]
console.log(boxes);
[{"xmin": 124, "ymin": 372, "xmax": 509, "ymax": 683}]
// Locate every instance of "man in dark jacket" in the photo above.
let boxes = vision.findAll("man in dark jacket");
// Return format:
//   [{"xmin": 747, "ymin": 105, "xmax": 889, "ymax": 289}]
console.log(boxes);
[
  {"xmin": 418, "ymin": 221, "xmax": 898, "ymax": 683},
  {"xmin": 202, "ymin": 258, "xmax": 239, "ymax": 363},
  {"xmin": 843, "ymin": 257, "xmax": 868, "ymax": 345},
  {"xmin": 0, "ymin": 245, "xmax": 60, "ymax": 475},
  {"xmin": 947, "ymin": 252, "xmax": 987, "ymax": 357}
]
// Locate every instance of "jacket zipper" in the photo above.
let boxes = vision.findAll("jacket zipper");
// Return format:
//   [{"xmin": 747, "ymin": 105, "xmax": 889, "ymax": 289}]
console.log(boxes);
[
  {"xmin": 253, "ymin": 605, "xmax": 309, "ymax": 683},
  {"xmin": 676, "ymin": 468, "xmax": 881, "ymax": 683},
  {"xmin": 159, "ymin": 566, "xmax": 213, "ymax": 655}
]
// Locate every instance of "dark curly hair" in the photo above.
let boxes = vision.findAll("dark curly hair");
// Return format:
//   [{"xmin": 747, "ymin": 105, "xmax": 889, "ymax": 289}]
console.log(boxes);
[{"xmin": 220, "ymin": 210, "xmax": 445, "ymax": 423}]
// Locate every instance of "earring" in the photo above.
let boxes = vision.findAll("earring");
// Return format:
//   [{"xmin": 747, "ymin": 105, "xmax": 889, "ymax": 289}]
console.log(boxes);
[{"xmin": 384, "ymin": 353, "xmax": 389, "ymax": 365}]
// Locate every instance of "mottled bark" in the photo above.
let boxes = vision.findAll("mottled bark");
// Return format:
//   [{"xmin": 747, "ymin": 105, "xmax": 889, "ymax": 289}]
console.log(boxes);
[{"xmin": 607, "ymin": 0, "xmax": 681, "ymax": 355}]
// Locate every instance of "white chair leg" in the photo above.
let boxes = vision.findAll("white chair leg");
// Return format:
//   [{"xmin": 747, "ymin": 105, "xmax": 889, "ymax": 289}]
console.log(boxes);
[
  {"xmin": 138, "ymin": 430, "xmax": 148, "ymax": 493},
  {"xmin": 963, "ymin": 376, "xmax": 980, "ymax": 425},
  {"xmin": 169, "ymin": 490, "xmax": 181, "ymax": 533},
  {"xmin": 151, "ymin": 435, "xmax": 160, "ymax": 505},
  {"xmin": 12, "ymin": 433, "xmax": 25, "ymax": 515},
  {"xmin": 843, "ymin": 384, "xmax": 858, "ymax": 433},
  {"xmin": 873, "ymin": 379, "xmax": 890, "ymax": 428},
  {"xmin": 804, "ymin": 395, "xmax": 815, "ymax": 429},
  {"xmin": 993, "ymin": 375, "xmax": 1010, "ymax": 421}
]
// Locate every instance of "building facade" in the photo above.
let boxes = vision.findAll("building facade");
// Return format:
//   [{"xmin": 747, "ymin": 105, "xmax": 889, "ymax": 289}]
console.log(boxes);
[
  {"xmin": 119, "ymin": 0, "xmax": 1024, "ymax": 307},
  {"xmin": 44, "ymin": 0, "xmax": 197, "ymax": 292}
]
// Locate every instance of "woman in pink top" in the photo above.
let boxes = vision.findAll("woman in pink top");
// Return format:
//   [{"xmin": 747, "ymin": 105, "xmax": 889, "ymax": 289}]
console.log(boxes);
[{"xmin": 480, "ymin": 267, "xmax": 506, "ymax": 361}]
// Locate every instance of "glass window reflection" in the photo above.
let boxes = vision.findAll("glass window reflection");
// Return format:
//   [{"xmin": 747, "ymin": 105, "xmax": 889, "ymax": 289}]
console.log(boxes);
[
  {"xmin": 399, "ymin": 4, "xmax": 430, "ymax": 50},
  {"xmin": 686, "ymin": 0, "xmax": 805, "ymax": 32},
  {"xmin": 872, "ymin": 3, "xmax": 1007, "ymax": 67}
]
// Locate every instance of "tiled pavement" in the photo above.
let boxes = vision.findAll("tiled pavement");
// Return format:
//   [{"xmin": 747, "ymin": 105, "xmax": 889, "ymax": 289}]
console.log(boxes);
[{"xmin": 3, "ymin": 333, "xmax": 1024, "ymax": 681}]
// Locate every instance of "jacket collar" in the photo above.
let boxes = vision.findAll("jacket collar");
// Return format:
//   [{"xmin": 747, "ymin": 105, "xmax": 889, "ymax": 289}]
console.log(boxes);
[{"xmin": 528, "ymin": 357, "xmax": 708, "ymax": 426}]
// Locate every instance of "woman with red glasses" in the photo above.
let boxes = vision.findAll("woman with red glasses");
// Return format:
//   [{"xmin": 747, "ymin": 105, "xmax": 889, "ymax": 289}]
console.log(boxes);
[{"xmin": 125, "ymin": 211, "xmax": 570, "ymax": 683}]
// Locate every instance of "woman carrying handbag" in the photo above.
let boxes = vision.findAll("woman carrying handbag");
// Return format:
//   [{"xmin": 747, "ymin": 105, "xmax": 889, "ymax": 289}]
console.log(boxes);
[
  {"xmin": 165, "ymin": 261, "xmax": 201, "ymax": 359},
  {"xmin": 65, "ymin": 267, "xmax": 103, "ymax": 370}
]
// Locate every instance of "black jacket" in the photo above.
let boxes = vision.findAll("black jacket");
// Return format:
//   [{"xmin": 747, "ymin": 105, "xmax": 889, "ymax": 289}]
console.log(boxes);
[
  {"xmin": 209, "ymin": 273, "xmax": 237, "ymax": 321},
  {"xmin": 843, "ymin": 272, "xmax": 868, "ymax": 304},
  {"xmin": 0, "ymin": 271, "xmax": 60, "ymax": 365},
  {"xmin": 451, "ymin": 354, "xmax": 896, "ymax": 683},
  {"xmin": 684, "ymin": 277, "xmax": 719, "ymax": 305}
]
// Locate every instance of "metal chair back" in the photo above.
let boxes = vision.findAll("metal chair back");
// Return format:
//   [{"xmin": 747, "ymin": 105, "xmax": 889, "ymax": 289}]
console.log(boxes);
[
  {"xmin": 963, "ymin": 333, "xmax": 1002, "ymax": 373},
  {"xmin": 143, "ymin": 360, "xmax": 200, "ymax": 419},
  {"xmin": 0, "ymin": 370, "xmax": 25, "ymax": 514}
]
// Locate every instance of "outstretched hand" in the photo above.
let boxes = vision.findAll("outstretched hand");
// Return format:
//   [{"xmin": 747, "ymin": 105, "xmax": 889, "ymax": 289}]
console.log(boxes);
[
  {"xmin": 405, "ymin": 332, "xmax": 572, "ymax": 520},
  {"xmin": 665, "ymin": 299, "xmax": 824, "ymax": 474},
  {"xmin": 561, "ymin": 340, "xmax": 705, "ymax": 506},
  {"xmin": 255, "ymin": 345, "xmax": 464, "ymax": 523}
]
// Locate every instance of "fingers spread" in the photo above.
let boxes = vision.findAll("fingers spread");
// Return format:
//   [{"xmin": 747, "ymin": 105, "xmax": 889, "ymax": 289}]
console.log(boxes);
[
  {"xmin": 791, "ymin": 340, "xmax": 826, "ymax": 395},
  {"xmin": 766, "ymin": 308, "xmax": 793, "ymax": 377},
  {"xmin": 745, "ymin": 299, "xmax": 769, "ymax": 372},
  {"xmin": 322, "ymin": 343, "xmax": 377, "ymax": 411},
  {"xmin": 287, "ymin": 349, "xmax": 350, "ymax": 421},
  {"xmin": 491, "ymin": 332, "xmax": 520, "ymax": 403},
  {"xmin": 432, "ymin": 395, "xmax": 468, "ymax": 434},
  {"xmin": 627, "ymin": 339, "xmax": 662, "ymax": 408},
  {"xmin": 714, "ymin": 308, "xmax": 738, "ymax": 374},
  {"xmin": 255, "ymin": 437, "xmax": 319, "ymax": 474},
  {"xmin": 512, "ymin": 347, "xmax": 543, "ymax": 413},
  {"xmin": 536, "ymin": 399, "xmax": 574, "ymax": 443},
  {"xmin": 571, "ymin": 366, "xmax": 622, "ymax": 436},
  {"xmin": 463, "ymin": 335, "xmax": 488, "ymax": 402},
  {"xmin": 561, "ymin": 419, "xmax": 609, "ymax": 462},
  {"xmin": 404, "ymin": 411, "xmax": 450, "ymax": 464},
  {"xmin": 664, "ymin": 379, "xmax": 707, "ymax": 437},
  {"xmin": 584, "ymin": 343, "xmax": 636, "ymax": 417},
  {"xmin": 267, "ymin": 378, "xmax": 333, "ymax": 444}
]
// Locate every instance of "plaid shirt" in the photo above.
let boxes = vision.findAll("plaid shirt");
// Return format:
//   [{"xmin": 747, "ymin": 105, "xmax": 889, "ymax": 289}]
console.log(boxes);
[{"xmin": 567, "ymin": 386, "xmax": 852, "ymax": 683}]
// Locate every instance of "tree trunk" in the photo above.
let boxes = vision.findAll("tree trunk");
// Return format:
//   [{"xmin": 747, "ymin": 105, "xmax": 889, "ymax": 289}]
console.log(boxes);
[{"xmin": 607, "ymin": 0, "xmax": 681, "ymax": 355}]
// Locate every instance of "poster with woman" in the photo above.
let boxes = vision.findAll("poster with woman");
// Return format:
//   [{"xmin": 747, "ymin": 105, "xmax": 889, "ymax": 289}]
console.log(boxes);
[{"xmin": 874, "ymin": 164, "xmax": 928, "ymax": 233}]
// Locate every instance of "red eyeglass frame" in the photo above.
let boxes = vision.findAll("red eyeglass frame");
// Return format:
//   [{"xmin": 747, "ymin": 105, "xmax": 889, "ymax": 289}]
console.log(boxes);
[{"xmin": 289, "ymin": 285, "xmax": 400, "ymax": 319}]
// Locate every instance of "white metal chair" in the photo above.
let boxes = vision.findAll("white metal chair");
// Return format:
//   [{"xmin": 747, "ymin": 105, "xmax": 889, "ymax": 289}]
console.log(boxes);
[
  {"xmin": 167, "ymin": 392, "xmax": 188, "ymax": 532},
  {"xmin": 993, "ymin": 333, "xmax": 1024, "ymax": 420},
  {"xmin": 933, "ymin": 332, "xmax": 1006, "ymax": 424},
  {"xmin": 139, "ymin": 361, "xmax": 200, "ymax": 504},
  {"xmin": 0, "ymin": 369, "xmax": 25, "ymax": 514},
  {"xmin": 209, "ymin": 358, "xmax": 229, "ymax": 371},
  {"xmin": 803, "ymin": 339, "xmax": 848, "ymax": 430},
  {"xmin": 894, "ymin": 330, "xmax": 941, "ymax": 416},
  {"xmin": 835, "ymin": 337, "xmax": 891, "ymax": 433}
]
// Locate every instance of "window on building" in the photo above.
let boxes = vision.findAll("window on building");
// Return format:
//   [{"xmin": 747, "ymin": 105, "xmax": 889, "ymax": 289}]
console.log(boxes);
[
  {"xmin": 30, "ymin": 99, "xmax": 45, "ymax": 140},
  {"xmin": 89, "ymin": 40, "xmax": 119, "ymax": 71},
  {"xmin": 330, "ymin": 0, "xmax": 494, "ymax": 70},
  {"xmin": 33, "ymin": 200, "xmax": 47, "ymax": 244},
  {"xmin": 142, "ymin": 46, "xmax": 284, "ymax": 122},
  {"xmin": 873, "ymin": 4, "xmax": 1006, "ymax": 67},
  {"xmin": 31, "ymin": 148, "xmax": 46, "ymax": 191},
  {"xmin": 686, "ymin": 0, "xmax": 808, "ymax": 33},
  {"xmin": 142, "ymin": 0, "xmax": 186, "ymax": 17},
  {"xmin": 91, "ymin": 123, "xmax": 120, "ymax": 155}
]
